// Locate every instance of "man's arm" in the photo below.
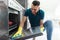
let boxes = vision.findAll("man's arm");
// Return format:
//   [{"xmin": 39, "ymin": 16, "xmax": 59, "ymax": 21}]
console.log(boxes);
[
  {"xmin": 12, "ymin": 10, "xmax": 28, "ymax": 38},
  {"xmin": 40, "ymin": 20, "xmax": 44, "ymax": 27},
  {"xmin": 39, "ymin": 10, "xmax": 44, "ymax": 32},
  {"xmin": 20, "ymin": 10, "xmax": 28, "ymax": 27},
  {"xmin": 20, "ymin": 16, "xmax": 27, "ymax": 28},
  {"xmin": 40, "ymin": 20, "xmax": 44, "ymax": 32},
  {"xmin": 12, "ymin": 16, "xmax": 27, "ymax": 38}
]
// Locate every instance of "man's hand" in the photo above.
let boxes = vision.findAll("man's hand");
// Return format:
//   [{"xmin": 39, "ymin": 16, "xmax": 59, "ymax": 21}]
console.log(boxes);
[
  {"xmin": 12, "ymin": 26, "xmax": 23, "ymax": 38},
  {"xmin": 40, "ymin": 25, "xmax": 44, "ymax": 32}
]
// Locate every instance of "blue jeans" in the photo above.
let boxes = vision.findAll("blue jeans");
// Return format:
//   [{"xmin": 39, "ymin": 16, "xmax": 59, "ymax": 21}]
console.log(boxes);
[{"xmin": 43, "ymin": 20, "xmax": 53, "ymax": 40}]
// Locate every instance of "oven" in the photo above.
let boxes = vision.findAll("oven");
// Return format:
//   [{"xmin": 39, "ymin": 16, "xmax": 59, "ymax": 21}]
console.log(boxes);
[
  {"xmin": 8, "ymin": 7, "xmax": 20, "ymax": 35},
  {"xmin": 8, "ymin": 0, "xmax": 25, "ymax": 36}
]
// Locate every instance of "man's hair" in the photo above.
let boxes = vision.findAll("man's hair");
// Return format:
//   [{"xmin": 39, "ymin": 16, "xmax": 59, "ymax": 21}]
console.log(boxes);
[{"xmin": 32, "ymin": 1, "xmax": 40, "ymax": 6}]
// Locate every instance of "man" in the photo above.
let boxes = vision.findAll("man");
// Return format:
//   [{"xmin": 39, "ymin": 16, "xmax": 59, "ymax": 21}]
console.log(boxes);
[{"xmin": 12, "ymin": 1, "xmax": 53, "ymax": 40}]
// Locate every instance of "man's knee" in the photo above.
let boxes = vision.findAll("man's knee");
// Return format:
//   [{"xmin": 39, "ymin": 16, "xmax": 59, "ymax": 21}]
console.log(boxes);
[
  {"xmin": 45, "ymin": 20, "xmax": 52, "ymax": 24},
  {"xmin": 44, "ymin": 20, "xmax": 53, "ymax": 27}
]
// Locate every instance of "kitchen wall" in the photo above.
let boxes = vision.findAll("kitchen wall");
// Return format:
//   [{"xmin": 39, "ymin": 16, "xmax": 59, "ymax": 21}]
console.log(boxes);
[{"xmin": 38, "ymin": 0, "xmax": 60, "ymax": 22}]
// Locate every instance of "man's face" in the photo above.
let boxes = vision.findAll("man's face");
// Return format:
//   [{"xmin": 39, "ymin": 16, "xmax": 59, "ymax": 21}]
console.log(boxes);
[{"xmin": 31, "ymin": 4, "xmax": 40, "ymax": 14}]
